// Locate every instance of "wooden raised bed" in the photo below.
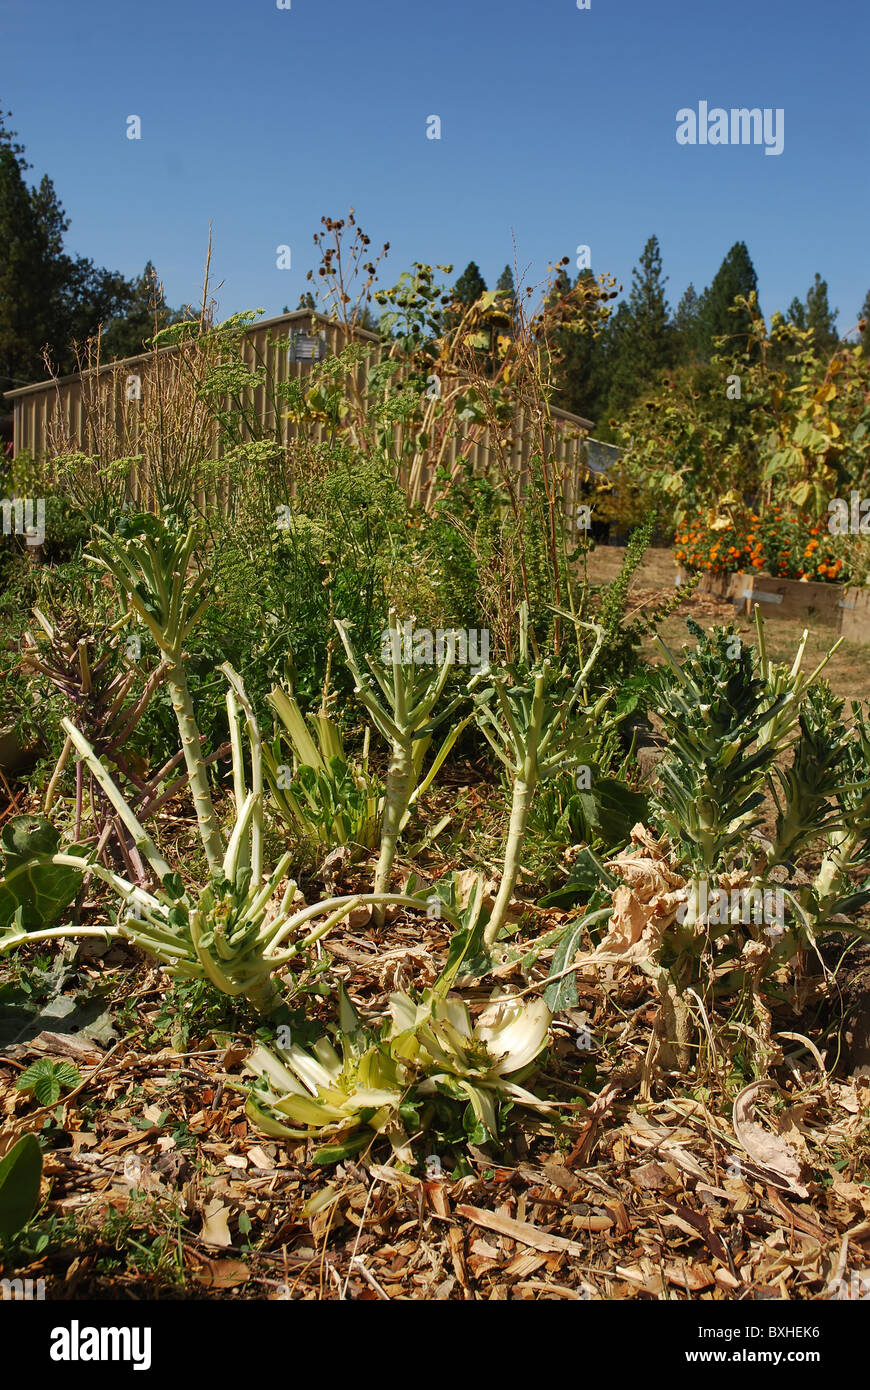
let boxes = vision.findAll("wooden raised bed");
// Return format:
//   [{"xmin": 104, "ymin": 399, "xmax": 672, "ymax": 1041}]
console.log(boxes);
[{"xmin": 676, "ymin": 569, "xmax": 870, "ymax": 644}]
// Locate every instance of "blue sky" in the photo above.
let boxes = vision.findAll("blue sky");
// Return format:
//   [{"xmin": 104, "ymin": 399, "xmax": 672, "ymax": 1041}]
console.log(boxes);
[{"xmin": 3, "ymin": 0, "xmax": 868, "ymax": 332}]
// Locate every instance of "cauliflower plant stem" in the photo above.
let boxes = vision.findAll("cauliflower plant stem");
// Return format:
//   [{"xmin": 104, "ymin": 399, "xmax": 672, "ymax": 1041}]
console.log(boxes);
[
  {"xmin": 482, "ymin": 669, "xmax": 551, "ymax": 949},
  {"xmin": 334, "ymin": 613, "xmax": 458, "ymax": 930},
  {"xmin": 486, "ymin": 776, "xmax": 535, "ymax": 948},
  {"xmin": 165, "ymin": 652, "xmax": 224, "ymax": 873},
  {"xmin": 481, "ymin": 625, "xmax": 606, "ymax": 951},
  {"xmin": 373, "ymin": 742, "xmax": 413, "ymax": 906}
]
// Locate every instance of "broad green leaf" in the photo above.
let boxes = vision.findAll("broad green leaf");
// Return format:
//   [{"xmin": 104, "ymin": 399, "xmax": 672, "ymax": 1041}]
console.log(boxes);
[
  {"xmin": 161, "ymin": 872, "xmax": 186, "ymax": 901},
  {"xmin": 1, "ymin": 817, "xmax": 61, "ymax": 860},
  {"xmin": 0, "ymin": 1134, "xmax": 43, "ymax": 1241},
  {"xmin": 16, "ymin": 1058, "xmax": 82, "ymax": 1107},
  {"xmin": 788, "ymin": 480, "xmax": 813, "ymax": 507},
  {"xmin": 544, "ymin": 918, "xmax": 587, "ymax": 1012},
  {"xmin": 338, "ymin": 982, "xmax": 364, "ymax": 1044},
  {"xmin": 539, "ymin": 846, "xmax": 617, "ymax": 910},
  {"xmin": 312, "ymin": 1132, "xmax": 370, "ymax": 1166},
  {"xmin": 0, "ymin": 853, "xmax": 84, "ymax": 933}
]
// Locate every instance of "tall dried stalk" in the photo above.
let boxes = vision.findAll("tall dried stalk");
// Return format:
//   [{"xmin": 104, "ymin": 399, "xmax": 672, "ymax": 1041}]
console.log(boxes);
[
  {"xmin": 43, "ymin": 247, "xmax": 237, "ymax": 520},
  {"xmin": 444, "ymin": 264, "xmax": 614, "ymax": 660}
]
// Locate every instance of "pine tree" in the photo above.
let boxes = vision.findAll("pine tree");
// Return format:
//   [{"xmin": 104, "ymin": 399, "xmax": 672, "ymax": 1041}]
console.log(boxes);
[
  {"xmin": 550, "ymin": 269, "xmax": 605, "ymax": 422},
  {"xmin": 674, "ymin": 283, "xmax": 701, "ymax": 361},
  {"xmin": 0, "ymin": 109, "xmax": 135, "ymax": 391},
  {"xmin": 452, "ymin": 261, "xmax": 487, "ymax": 306},
  {"xmin": 804, "ymin": 273, "xmax": 838, "ymax": 350},
  {"xmin": 0, "ymin": 116, "xmax": 53, "ymax": 394},
  {"xmin": 58, "ymin": 261, "xmax": 132, "ymax": 355},
  {"xmin": 602, "ymin": 235, "xmax": 672, "ymax": 418},
  {"xmin": 786, "ymin": 294, "xmax": 805, "ymax": 328},
  {"xmin": 697, "ymin": 241, "xmax": 759, "ymax": 355},
  {"xmin": 100, "ymin": 262, "xmax": 177, "ymax": 360},
  {"xmin": 495, "ymin": 264, "xmax": 515, "ymax": 304}
]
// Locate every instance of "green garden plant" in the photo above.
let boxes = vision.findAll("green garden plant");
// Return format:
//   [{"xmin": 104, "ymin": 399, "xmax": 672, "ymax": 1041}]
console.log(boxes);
[
  {"xmin": 21, "ymin": 605, "xmax": 171, "ymax": 879},
  {"xmin": 245, "ymin": 983, "xmax": 552, "ymax": 1164},
  {"xmin": 262, "ymin": 688, "xmax": 381, "ymax": 855},
  {"xmin": 3, "ymin": 515, "xmax": 471, "ymax": 1010},
  {"xmin": 472, "ymin": 606, "xmax": 610, "ymax": 946},
  {"xmin": 335, "ymin": 612, "xmax": 473, "ymax": 922},
  {"xmin": 0, "ymin": 816, "xmax": 86, "ymax": 934},
  {"xmin": 15, "ymin": 1059, "xmax": 81, "ymax": 1106},
  {"xmin": 565, "ymin": 615, "xmax": 869, "ymax": 1071},
  {"xmin": 88, "ymin": 512, "xmax": 223, "ymax": 871},
  {"xmin": 0, "ymin": 1135, "xmax": 43, "ymax": 1244},
  {"xmin": 0, "ymin": 667, "xmax": 462, "ymax": 1012}
]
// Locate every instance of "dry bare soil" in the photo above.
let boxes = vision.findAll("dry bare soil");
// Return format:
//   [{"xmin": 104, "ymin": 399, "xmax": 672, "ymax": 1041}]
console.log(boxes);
[{"xmin": 585, "ymin": 545, "xmax": 870, "ymax": 705}]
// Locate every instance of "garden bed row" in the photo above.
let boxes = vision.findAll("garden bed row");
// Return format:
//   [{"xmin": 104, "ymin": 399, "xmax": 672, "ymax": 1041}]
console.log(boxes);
[{"xmin": 677, "ymin": 568, "xmax": 870, "ymax": 643}]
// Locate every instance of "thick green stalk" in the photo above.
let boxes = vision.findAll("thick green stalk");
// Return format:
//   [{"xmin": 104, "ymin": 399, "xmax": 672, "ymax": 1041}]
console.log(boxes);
[
  {"xmin": 89, "ymin": 519, "xmax": 222, "ymax": 874},
  {"xmin": 372, "ymin": 743, "xmax": 414, "ymax": 924},
  {"xmin": 0, "ymin": 924, "xmax": 120, "ymax": 954},
  {"xmin": 60, "ymin": 722, "xmax": 173, "ymax": 882},
  {"xmin": 484, "ymin": 777, "xmax": 533, "ymax": 947},
  {"xmin": 335, "ymin": 613, "xmax": 461, "ymax": 918},
  {"xmin": 483, "ymin": 670, "xmax": 547, "ymax": 947},
  {"xmin": 240, "ymin": 974, "xmax": 284, "ymax": 1014},
  {"xmin": 222, "ymin": 665, "xmax": 263, "ymax": 887},
  {"xmin": 165, "ymin": 656, "xmax": 224, "ymax": 873}
]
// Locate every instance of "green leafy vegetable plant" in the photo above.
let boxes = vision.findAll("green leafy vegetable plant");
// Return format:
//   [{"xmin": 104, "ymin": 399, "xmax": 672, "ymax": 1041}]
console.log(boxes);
[
  {"xmin": 560, "ymin": 615, "xmax": 870, "ymax": 1071},
  {"xmin": 0, "ymin": 664, "xmax": 462, "ymax": 1014},
  {"xmin": 88, "ymin": 512, "xmax": 223, "ymax": 870},
  {"xmin": 335, "ymin": 612, "xmax": 472, "ymax": 922},
  {"xmin": 0, "ymin": 817, "xmax": 86, "ymax": 937},
  {"xmin": 472, "ymin": 605, "xmax": 610, "ymax": 946},
  {"xmin": 263, "ymin": 688, "xmax": 381, "ymax": 854},
  {"xmin": 245, "ymin": 984, "xmax": 553, "ymax": 1164}
]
